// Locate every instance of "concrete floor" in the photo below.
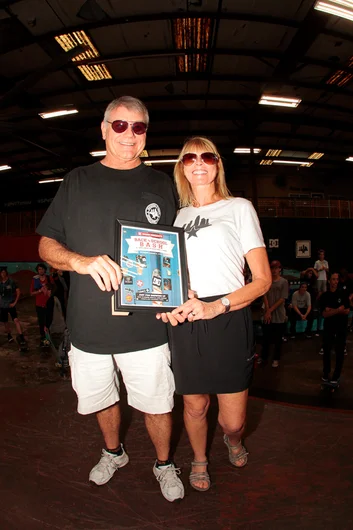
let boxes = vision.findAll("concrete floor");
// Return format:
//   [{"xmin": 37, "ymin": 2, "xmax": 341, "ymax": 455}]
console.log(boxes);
[{"xmin": 1, "ymin": 298, "xmax": 353, "ymax": 529}]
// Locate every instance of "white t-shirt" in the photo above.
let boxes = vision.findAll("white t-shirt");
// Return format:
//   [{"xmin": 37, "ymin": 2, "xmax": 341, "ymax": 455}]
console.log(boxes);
[
  {"xmin": 174, "ymin": 198, "xmax": 265, "ymax": 298},
  {"xmin": 292, "ymin": 290, "xmax": 311, "ymax": 309},
  {"xmin": 314, "ymin": 260, "xmax": 329, "ymax": 281}
]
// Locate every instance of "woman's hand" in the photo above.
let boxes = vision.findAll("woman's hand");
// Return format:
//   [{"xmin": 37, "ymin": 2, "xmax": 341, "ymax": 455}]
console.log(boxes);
[{"xmin": 156, "ymin": 298, "xmax": 224, "ymax": 326}]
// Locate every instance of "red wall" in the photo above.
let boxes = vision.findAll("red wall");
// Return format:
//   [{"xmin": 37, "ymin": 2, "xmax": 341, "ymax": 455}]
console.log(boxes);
[{"xmin": 0, "ymin": 235, "xmax": 41, "ymax": 261}]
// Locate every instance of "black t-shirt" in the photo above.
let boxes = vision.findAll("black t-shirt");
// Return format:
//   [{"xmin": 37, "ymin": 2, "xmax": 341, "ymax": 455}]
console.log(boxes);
[
  {"xmin": 37, "ymin": 162, "xmax": 177, "ymax": 354},
  {"xmin": 320, "ymin": 288, "xmax": 350, "ymax": 329}
]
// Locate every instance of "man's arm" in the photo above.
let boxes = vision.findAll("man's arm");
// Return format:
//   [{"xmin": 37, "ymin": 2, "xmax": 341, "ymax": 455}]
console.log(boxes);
[
  {"xmin": 10, "ymin": 287, "xmax": 21, "ymax": 307},
  {"xmin": 322, "ymin": 306, "xmax": 349, "ymax": 318},
  {"xmin": 268, "ymin": 298, "xmax": 285, "ymax": 314},
  {"xmin": 292, "ymin": 295, "xmax": 302, "ymax": 316},
  {"xmin": 38, "ymin": 236, "xmax": 122, "ymax": 292}
]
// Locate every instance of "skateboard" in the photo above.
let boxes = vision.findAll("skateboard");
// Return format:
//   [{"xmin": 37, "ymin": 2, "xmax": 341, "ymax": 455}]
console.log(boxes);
[
  {"xmin": 16, "ymin": 335, "xmax": 28, "ymax": 354},
  {"xmin": 321, "ymin": 380, "xmax": 340, "ymax": 393}
]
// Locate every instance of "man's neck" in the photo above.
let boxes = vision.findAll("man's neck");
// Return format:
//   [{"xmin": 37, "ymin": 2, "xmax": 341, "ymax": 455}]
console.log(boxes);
[{"xmin": 100, "ymin": 156, "xmax": 141, "ymax": 170}]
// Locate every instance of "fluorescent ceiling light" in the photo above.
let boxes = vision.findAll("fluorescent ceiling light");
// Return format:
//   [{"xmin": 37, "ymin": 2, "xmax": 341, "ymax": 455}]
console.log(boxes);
[
  {"xmin": 266, "ymin": 149, "xmax": 282, "ymax": 157},
  {"xmin": 0, "ymin": 164, "xmax": 11, "ymax": 171},
  {"xmin": 38, "ymin": 178, "xmax": 64, "ymax": 184},
  {"xmin": 314, "ymin": 1, "xmax": 353, "ymax": 22},
  {"xmin": 144, "ymin": 159, "xmax": 179, "ymax": 164},
  {"xmin": 259, "ymin": 95, "xmax": 302, "ymax": 108},
  {"xmin": 260, "ymin": 159, "xmax": 273, "ymax": 165},
  {"xmin": 90, "ymin": 150, "xmax": 106, "ymax": 157},
  {"xmin": 55, "ymin": 30, "xmax": 112, "ymax": 81},
  {"xmin": 39, "ymin": 109, "xmax": 78, "ymax": 119},
  {"xmin": 308, "ymin": 152, "xmax": 324, "ymax": 159},
  {"xmin": 233, "ymin": 148, "xmax": 261, "ymax": 154},
  {"xmin": 173, "ymin": 18, "xmax": 212, "ymax": 73},
  {"xmin": 90, "ymin": 149, "xmax": 150, "ymax": 158},
  {"xmin": 346, "ymin": 156, "xmax": 353, "ymax": 161},
  {"xmin": 273, "ymin": 160, "xmax": 313, "ymax": 167}
]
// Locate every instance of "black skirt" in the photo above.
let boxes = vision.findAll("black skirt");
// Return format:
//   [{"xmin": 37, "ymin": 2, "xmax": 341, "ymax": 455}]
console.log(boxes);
[{"xmin": 168, "ymin": 296, "xmax": 255, "ymax": 395}]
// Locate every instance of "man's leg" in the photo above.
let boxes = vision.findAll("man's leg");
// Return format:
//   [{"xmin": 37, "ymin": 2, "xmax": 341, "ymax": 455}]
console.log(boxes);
[
  {"xmin": 332, "ymin": 327, "xmax": 347, "ymax": 381},
  {"xmin": 116, "ymin": 344, "xmax": 184, "ymax": 502},
  {"xmin": 97, "ymin": 403, "xmax": 121, "ymax": 450},
  {"xmin": 260, "ymin": 323, "xmax": 271, "ymax": 362},
  {"xmin": 305, "ymin": 310, "xmax": 314, "ymax": 334},
  {"xmin": 145, "ymin": 412, "xmax": 172, "ymax": 461},
  {"xmin": 322, "ymin": 328, "xmax": 333, "ymax": 379},
  {"xmin": 273, "ymin": 324, "xmax": 283, "ymax": 361},
  {"xmin": 68, "ymin": 345, "xmax": 128, "ymax": 486},
  {"xmin": 289, "ymin": 310, "xmax": 298, "ymax": 335},
  {"xmin": 36, "ymin": 306, "xmax": 46, "ymax": 339}
]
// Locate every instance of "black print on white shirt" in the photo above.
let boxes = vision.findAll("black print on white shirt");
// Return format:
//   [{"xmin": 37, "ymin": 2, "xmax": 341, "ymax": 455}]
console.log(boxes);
[{"xmin": 183, "ymin": 216, "xmax": 211, "ymax": 239}]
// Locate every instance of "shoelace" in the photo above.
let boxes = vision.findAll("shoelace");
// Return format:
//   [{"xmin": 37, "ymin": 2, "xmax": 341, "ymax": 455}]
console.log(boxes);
[{"xmin": 155, "ymin": 465, "xmax": 181, "ymax": 484}]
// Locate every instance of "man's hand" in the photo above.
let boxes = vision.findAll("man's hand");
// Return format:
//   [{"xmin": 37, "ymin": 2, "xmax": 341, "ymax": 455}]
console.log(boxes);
[
  {"xmin": 9, "ymin": 302, "xmax": 16, "ymax": 308},
  {"xmin": 71, "ymin": 255, "xmax": 122, "ymax": 291},
  {"xmin": 264, "ymin": 309, "xmax": 272, "ymax": 324}
]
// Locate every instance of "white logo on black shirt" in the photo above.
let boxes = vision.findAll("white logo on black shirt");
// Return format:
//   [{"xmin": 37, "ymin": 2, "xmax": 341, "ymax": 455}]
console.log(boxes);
[{"xmin": 145, "ymin": 203, "xmax": 161, "ymax": 224}]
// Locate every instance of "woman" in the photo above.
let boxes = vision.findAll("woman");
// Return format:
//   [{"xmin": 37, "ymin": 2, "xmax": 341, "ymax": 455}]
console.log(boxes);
[{"xmin": 158, "ymin": 136, "xmax": 271, "ymax": 492}]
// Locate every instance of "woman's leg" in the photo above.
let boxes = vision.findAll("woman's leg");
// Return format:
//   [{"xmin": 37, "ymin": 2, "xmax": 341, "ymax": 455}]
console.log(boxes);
[
  {"xmin": 218, "ymin": 390, "xmax": 248, "ymax": 466},
  {"xmin": 183, "ymin": 394, "xmax": 210, "ymax": 490}
]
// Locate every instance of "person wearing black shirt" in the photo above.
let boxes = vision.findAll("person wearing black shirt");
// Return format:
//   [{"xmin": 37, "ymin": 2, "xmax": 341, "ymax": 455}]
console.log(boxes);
[
  {"xmin": 37, "ymin": 96, "xmax": 184, "ymax": 502},
  {"xmin": 320, "ymin": 272, "xmax": 352, "ymax": 385}
]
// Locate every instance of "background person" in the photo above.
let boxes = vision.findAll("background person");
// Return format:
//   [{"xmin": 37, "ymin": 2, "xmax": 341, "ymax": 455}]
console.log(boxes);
[
  {"xmin": 289, "ymin": 282, "xmax": 313, "ymax": 338},
  {"xmin": 314, "ymin": 249, "xmax": 329, "ymax": 298},
  {"xmin": 37, "ymin": 96, "xmax": 184, "ymax": 503},
  {"xmin": 30, "ymin": 263, "xmax": 54, "ymax": 346},
  {"xmin": 0, "ymin": 267, "xmax": 26, "ymax": 345},
  {"xmin": 258, "ymin": 260, "xmax": 289, "ymax": 368},
  {"xmin": 320, "ymin": 272, "xmax": 352, "ymax": 386},
  {"xmin": 158, "ymin": 136, "xmax": 271, "ymax": 492}
]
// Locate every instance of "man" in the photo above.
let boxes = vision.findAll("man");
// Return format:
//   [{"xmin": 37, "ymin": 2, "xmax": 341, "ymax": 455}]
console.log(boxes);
[
  {"xmin": 289, "ymin": 282, "xmax": 313, "ymax": 338},
  {"xmin": 0, "ymin": 267, "xmax": 26, "ymax": 345},
  {"xmin": 314, "ymin": 249, "xmax": 329, "ymax": 298},
  {"xmin": 37, "ymin": 96, "xmax": 184, "ymax": 502},
  {"xmin": 320, "ymin": 272, "xmax": 352, "ymax": 386},
  {"xmin": 258, "ymin": 260, "xmax": 289, "ymax": 368},
  {"xmin": 30, "ymin": 263, "xmax": 54, "ymax": 346}
]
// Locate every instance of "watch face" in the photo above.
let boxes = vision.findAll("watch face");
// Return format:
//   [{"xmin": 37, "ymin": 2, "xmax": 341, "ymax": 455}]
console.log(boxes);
[{"xmin": 222, "ymin": 297, "xmax": 230, "ymax": 307}]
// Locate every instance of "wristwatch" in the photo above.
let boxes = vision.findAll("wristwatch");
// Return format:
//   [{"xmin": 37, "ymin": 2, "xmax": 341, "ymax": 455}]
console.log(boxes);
[{"xmin": 220, "ymin": 297, "xmax": 231, "ymax": 313}]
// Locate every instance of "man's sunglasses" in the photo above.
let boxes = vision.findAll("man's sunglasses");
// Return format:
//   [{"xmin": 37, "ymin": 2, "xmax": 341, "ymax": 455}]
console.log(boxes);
[
  {"xmin": 106, "ymin": 120, "xmax": 147, "ymax": 135},
  {"xmin": 181, "ymin": 152, "xmax": 219, "ymax": 166}
]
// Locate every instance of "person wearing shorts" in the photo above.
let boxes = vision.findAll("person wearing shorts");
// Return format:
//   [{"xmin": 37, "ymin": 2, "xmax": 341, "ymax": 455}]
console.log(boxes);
[
  {"xmin": 36, "ymin": 96, "xmax": 184, "ymax": 503},
  {"xmin": 158, "ymin": 137, "xmax": 271, "ymax": 492},
  {"xmin": 0, "ymin": 267, "xmax": 26, "ymax": 345},
  {"xmin": 314, "ymin": 249, "xmax": 329, "ymax": 296}
]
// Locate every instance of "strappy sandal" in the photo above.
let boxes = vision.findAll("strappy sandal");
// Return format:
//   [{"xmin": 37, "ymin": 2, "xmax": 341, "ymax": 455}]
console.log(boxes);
[
  {"xmin": 189, "ymin": 460, "xmax": 211, "ymax": 492},
  {"xmin": 223, "ymin": 435, "xmax": 249, "ymax": 467}
]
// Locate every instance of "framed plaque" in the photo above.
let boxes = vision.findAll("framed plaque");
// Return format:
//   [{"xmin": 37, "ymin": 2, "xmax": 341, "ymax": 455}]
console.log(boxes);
[{"xmin": 115, "ymin": 219, "xmax": 188, "ymax": 311}]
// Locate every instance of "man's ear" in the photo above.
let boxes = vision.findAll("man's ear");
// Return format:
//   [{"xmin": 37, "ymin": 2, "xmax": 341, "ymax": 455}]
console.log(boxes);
[{"xmin": 101, "ymin": 120, "xmax": 106, "ymax": 140}]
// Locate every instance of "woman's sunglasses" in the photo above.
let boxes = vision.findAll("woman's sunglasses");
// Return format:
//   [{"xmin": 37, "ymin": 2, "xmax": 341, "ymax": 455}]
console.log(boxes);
[
  {"xmin": 181, "ymin": 152, "xmax": 219, "ymax": 166},
  {"xmin": 106, "ymin": 120, "xmax": 147, "ymax": 135}
]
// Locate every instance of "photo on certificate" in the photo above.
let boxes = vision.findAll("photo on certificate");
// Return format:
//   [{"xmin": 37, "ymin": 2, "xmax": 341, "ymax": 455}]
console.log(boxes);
[{"xmin": 115, "ymin": 220, "xmax": 188, "ymax": 311}]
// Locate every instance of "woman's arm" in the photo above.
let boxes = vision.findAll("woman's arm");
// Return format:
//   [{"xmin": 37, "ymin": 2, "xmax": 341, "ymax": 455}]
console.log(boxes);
[{"xmin": 159, "ymin": 247, "xmax": 272, "ymax": 325}]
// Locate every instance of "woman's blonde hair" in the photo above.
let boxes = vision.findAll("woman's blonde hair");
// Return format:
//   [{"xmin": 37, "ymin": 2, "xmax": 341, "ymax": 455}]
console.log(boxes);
[{"xmin": 174, "ymin": 136, "xmax": 232, "ymax": 207}]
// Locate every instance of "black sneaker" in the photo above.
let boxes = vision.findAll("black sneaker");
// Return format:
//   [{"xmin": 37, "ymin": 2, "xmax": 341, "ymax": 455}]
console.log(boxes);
[
  {"xmin": 321, "ymin": 376, "xmax": 329, "ymax": 383},
  {"xmin": 306, "ymin": 334, "xmax": 312, "ymax": 339},
  {"xmin": 7, "ymin": 334, "xmax": 14, "ymax": 343}
]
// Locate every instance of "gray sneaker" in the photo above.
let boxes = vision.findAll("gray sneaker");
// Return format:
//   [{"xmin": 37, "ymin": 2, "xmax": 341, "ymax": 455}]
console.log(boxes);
[
  {"xmin": 89, "ymin": 446, "xmax": 129, "ymax": 485},
  {"xmin": 153, "ymin": 462, "xmax": 185, "ymax": 502}
]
